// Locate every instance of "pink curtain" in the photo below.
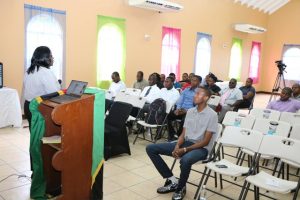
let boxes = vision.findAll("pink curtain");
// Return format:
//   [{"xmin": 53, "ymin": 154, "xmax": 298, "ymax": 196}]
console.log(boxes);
[
  {"xmin": 249, "ymin": 42, "xmax": 261, "ymax": 84},
  {"xmin": 161, "ymin": 26, "xmax": 181, "ymax": 81}
]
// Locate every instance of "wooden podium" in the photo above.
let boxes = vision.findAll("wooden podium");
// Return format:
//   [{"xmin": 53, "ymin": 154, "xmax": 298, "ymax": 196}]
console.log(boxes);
[{"xmin": 39, "ymin": 94, "xmax": 102, "ymax": 199}]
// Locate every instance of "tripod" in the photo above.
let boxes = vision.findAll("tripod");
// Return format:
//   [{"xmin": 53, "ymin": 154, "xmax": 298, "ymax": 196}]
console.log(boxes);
[{"xmin": 269, "ymin": 70, "xmax": 286, "ymax": 102}]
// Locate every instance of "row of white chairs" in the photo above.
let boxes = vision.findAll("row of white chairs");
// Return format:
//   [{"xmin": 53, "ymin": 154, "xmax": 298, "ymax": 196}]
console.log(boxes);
[{"xmin": 223, "ymin": 111, "xmax": 300, "ymax": 140}]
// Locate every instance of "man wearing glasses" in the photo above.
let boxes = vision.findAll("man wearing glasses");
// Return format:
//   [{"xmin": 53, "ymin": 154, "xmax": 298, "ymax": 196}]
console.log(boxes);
[{"xmin": 218, "ymin": 78, "xmax": 243, "ymax": 122}]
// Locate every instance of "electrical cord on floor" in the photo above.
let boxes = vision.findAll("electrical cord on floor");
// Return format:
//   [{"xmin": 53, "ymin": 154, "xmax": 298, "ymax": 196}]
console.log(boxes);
[{"xmin": 0, "ymin": 174, "xmax": 31, "ymax": 183}]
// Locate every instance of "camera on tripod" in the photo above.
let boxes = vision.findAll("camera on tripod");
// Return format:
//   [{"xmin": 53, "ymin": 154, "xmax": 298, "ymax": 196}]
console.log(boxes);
[{"xmin": 275, "ymin": 60, "xmax": 287, "ymax": 73}]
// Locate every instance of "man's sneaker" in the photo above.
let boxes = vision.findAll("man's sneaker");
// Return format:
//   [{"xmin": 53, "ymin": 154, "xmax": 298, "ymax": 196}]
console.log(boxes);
[
  {"xmin": 172, "ymin": 186, "xmax": 186, "ymax": 200},
  {"xmin": 157, "ymin": 179, "xmax": 178, "ymax": 194}
]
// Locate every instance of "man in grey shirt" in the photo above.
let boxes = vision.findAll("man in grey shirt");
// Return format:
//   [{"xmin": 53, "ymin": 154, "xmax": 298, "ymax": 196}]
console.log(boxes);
[
  {"xmin": 146, "ymin": 87, "xmax": 218, "ymax": 200},
  {"xmin": 133, "ymin": 71, "xmax": 148, "ymax": 91}
]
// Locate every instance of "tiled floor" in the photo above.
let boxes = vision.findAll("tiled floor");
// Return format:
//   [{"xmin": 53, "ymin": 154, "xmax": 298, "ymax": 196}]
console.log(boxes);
[{"xmin": 0, "ymin": 94, "xmax": 299, "ymax": 200}]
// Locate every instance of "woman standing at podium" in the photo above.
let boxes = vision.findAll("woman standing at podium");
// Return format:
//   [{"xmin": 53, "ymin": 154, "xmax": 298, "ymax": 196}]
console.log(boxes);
[{"xmin": 23, "ymin": 46, "xmax": 61, "ymax": 130}]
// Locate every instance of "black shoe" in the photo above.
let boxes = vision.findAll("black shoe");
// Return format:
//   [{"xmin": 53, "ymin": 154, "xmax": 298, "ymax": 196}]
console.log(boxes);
[
  {"xmin": 157, "ymin": 179, "xmax": 178, "ymax": 194},
  {"xmin": 167, "ymin": 136, "xmax": 177, "ymax": 142},
  {"xmin": 172, "ymin": 186, "xmax": 186, "ymax": 200}
]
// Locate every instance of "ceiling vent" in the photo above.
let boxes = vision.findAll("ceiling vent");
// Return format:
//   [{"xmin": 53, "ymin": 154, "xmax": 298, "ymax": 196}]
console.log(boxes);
[
  {"xmin": 234, "ymin": 23, "xmax": 267, "ymax": 34},
  {"xmin": 128, "ymin": 0, "xmax": 184, "ymax": 12}
]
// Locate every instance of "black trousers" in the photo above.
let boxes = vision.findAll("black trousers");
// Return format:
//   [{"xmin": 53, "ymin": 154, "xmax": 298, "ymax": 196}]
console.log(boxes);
[{"xmin": 167, "ymin": 111, "xmax": 186, "ymax": 139}]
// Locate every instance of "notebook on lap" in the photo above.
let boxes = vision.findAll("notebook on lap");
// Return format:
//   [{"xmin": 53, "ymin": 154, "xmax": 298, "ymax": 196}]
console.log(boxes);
[{"xmin": 50, "ymin": 80, "xmax": 88, "ymax": 104}]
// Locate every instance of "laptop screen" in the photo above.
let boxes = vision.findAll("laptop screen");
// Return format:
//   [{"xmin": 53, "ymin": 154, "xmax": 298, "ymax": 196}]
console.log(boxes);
[{"xmin": 66, "ymin": 80, "xmax": 88, "ymax": 96}]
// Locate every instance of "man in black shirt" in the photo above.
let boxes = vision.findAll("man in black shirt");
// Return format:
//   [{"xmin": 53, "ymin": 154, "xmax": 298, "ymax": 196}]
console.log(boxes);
[
  {"xmin": 206, "ymin": 74, "xmax": 221, "ymax": 95},
  {"xmin": 234, "ymin": 78, "xmax": 256, "ymax": 111}
]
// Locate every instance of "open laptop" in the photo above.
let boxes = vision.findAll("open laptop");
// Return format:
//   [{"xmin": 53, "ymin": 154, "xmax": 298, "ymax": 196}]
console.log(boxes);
[{"xmin": 50, "ymin": 80, "xmax": 88, "ymax": 104}]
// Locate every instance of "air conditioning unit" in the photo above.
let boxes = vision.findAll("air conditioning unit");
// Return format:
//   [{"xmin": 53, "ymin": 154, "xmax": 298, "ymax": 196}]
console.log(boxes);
[
  {"xmin": 128, "ymin": 0, "xmax": 183, "ymax": 12},
  {"xmin": 234, "ymin": 24, "xmax": 267, "ymax": 34}
]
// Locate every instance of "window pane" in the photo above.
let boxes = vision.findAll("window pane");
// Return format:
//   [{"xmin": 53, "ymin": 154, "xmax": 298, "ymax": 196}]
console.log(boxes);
[
  {"xmin": 26, "ymin": 13, "xmax": 63, "ymax": 80},
  {"xmin": 229, "ymin": 38, "xmax": 243, "ymax": 80},
  {"xmin": 282, "ymin": 46, "xmax": 300, "ymax": 81},
  {"xmin": 194, "ymin": 33, "xmax": 212, "ymax": 78}
]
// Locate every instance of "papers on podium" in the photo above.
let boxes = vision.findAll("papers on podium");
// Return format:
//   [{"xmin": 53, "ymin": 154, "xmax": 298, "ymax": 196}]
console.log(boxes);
[{"xmin": 42, "ymin": 135, "xmax": 61, "ymax": 144}]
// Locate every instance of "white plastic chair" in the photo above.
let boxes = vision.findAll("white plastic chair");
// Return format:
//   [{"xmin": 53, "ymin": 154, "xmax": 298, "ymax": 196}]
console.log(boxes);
[
  {"xmin": 207, "ymin": 95, "xmax": 221, "ymax": 107},
  {"xmin": 250, "ymin": 108, "xmax": 281, "ymax": 121},
  {"xmin": 196, "ymin": 126, "xmax": 264, "ymax": 200},
  {"xmin": 280, "ymin": 112, "xmax": 300, "ymax": 126},
  {"xmin": 252, "ymin": 118, "xmax": 291, "ymax": 137},
  {"xmin": 290, "ymin": 124, "xmax": 300, "ymax": 141},
  {"xmin": 133, "ymin": 100, "xmax": 174, "ymax": 144},
  {"xmin": 121, "ymin": 88, "xmax": 141, "ymax": 96},
  {"xmin": 222, "ymin": 111, "xmax": 255, "ymax": 129},
  {"xmin": 239, "ymin": 135, "xmax": 300, "ymax": 200}
]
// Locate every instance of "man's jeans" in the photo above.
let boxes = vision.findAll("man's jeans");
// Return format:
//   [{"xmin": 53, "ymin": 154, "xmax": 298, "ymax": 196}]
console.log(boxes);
[{"xmin": 146, "ymin": 141, "xmax": 208, "ymax": 190}]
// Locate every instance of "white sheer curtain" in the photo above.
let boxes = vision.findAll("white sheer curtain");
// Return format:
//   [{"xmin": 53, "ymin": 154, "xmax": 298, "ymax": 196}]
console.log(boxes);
[{"xmin": 24, "ymin": 4, "xmax": 66, "ymax": 83}]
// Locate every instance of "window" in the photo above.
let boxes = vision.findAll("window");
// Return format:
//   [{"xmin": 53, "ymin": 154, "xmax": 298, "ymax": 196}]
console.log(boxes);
[
  {"xmin": 282, "ymin": 44, "xmax": 300, "ymax": 81},
  {"xmin": 161, "ymin": 27, "xmax": 181, "ymax": 80},
  {"xmin": 97, "ymin": 16, "xmax": 126, "ymax": 89},
  {"xmin": 229, "ymin": 38, "xmax": 243, "ymax": 80},
  {"xmin": 248, "ymin": 42, "xmax": 261, "ymax": 84},
  {"xmin": 25, "ymin": 4, "xmax": 66, "ymax": 81},
  {"xmin": 194, "ymin": 33, "xmax": 212, "ymax": 78}
]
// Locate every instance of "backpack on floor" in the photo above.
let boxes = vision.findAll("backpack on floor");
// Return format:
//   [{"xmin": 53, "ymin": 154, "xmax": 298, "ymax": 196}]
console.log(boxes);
[{"xmin": 145, "ymin": 98, "xmax": 167, "ymax": 125}]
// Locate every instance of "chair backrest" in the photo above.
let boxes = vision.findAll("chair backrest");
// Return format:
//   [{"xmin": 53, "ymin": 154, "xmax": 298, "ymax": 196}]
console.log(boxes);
[
  {"xmin": 222, "ymin": 111, "xmax": 255, "ymax": 129},
  {"xmin": 249, "ymin": 108, "xmax": 281, "ymax": 120},
  {"xmin": 258, "ymin": 135, "xmax": 300, "ymax": 167},
  {"xmin": 105, "ymin": 102, "xmax": 133, "ymax": 129},
  {"xmin": 279, "ymin": 112, "xmax": 300, "ymax": 126},
  {"xmin": 165, "ymin": 100, "xmax": 174, "ymax": 114},
  {"xmin": 207, "ymin": 95, "xmax": 221, "ymax": 106},
  {"xmin": 121, "ymin": 88, "xmax": 141, "ymax": 96},
  {"xmin": 252, "ymin": 118, "xmax": 291, "ymax": 137},
  {"xmin": 208, "ymin": 123, "xmax": 223, "ymax": 152},
  {"xmin": 290, "ymin": 124, "xmax": 300, "ymax": 141},
  {"xmin": 219, "ymin": 126, "xmax": 264, "ymax": 153}
]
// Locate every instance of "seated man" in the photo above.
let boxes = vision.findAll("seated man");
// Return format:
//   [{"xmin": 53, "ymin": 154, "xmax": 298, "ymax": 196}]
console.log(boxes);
[
  {"xmin": 218, "ymin": 78, "xmax": 243, "ymax": 122},
  {"xmin": 105, "ymin": 71, "xmax": 126, "ymax": 111},
  {"xmin": 179, "ymin": 73, "xmax": 189, "ymax": 85},
  {"xmin": 169, "ymin": 73, "xmax": 181, "ymax": 89},
  {"xmin": 181, "ymin": 73, "xmax": 195, "ymax": 91},
  {"xmin": 205, "ymin": 73, "xmax": 221, "ymax": 96},
  {"xmin": 167, "ymin": 75, "xmax": 201, "ymax": 141},
  {"xmin": 146, "ymin": 87, "xmax": 218, "ymax": 200},
  {"xmin": 161, "ymin": 76, "xmax": 180, "ymax": 106},
  {"xmin": 233, "ymin": 78, "xmax": 256, "ymax": 111},
  {"xmin": 160, "ymin": 74, "xmax": 166, "ymax": 86},
  {"xmin": 292, "ymin": 83, "xmax": 300, "ymax": 101},
  {"xmin": 267, "ymin": 87, "xmax": 300, "ymax": 112},
  {"xmin": 133, "ymin": 71, "xmax": 148, "ymax": 91}
]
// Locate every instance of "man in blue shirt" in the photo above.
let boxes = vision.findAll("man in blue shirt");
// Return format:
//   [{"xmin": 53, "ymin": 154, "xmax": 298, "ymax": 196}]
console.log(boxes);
[
  {"xmin": 167, "ymin": 75, "xmax": 201, "ymax": 141},
  {"xmin": 169, "ymin": 73, "xmax": 182, "ymax": 89}
]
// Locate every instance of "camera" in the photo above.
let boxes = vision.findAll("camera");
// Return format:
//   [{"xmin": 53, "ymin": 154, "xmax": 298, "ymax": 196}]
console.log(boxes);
[{"xmin": 275, "ymin": 60, "xmax": 287, "ymax": 73}]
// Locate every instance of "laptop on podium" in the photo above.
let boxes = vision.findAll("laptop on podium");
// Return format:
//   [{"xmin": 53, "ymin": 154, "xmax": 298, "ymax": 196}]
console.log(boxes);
[{"xmin": 50, "ymin": 80, "xmax": 88, "ymax": 104}]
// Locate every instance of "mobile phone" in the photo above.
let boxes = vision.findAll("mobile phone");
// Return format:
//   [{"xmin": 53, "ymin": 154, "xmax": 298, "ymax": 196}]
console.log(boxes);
[{"xmin": 216, "ymin": 164, "xmax": 228, "ymax": 168}]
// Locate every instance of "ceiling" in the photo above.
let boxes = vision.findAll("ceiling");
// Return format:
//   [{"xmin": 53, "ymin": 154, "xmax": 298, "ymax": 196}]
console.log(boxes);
[{"xmin": 234, "ymin": 0, "xmax": 290, "ymax": 15}]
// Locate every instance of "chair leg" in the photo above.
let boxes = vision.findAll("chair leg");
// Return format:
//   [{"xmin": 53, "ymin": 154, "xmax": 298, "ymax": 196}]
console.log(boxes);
[
  {"xmin": 272, "ymin": 158, "xmax": 280, "ymax": 176},
  {"xmin": 170, "ymin": 159, "xmax": 177, "ymax": 171},
  {"xmin": 204, "ymin": 169, "xmax": 212, "ymax": 185},
  {"xmin": 133, "ymin": 126, "xmax": 142, "ymax": 144},
  {"xmin": 297, "ymin": 168, "xmax": 300, "ymax": 175},
  {"xmin": 242, "ymin": 182, "xmax": 251, "ymax": 200},
  {"xmin": 219, "ymin": 174, "xmax": 223, "ymax": 189},
  {"xmin": 293, "ymin": 180, "xmax": 300, "ymax": 200},
  {"xmin": 214, "ymin": 172, "xmax": 218, "ymax": 188},
  {"xmin": 287, "ymin": 164, "xmax": 290, "ymax": 180},
  {"xmin": 194, "ymin": 167, "xmax": 208, "ymax": 200},
  {"xmin": 238, "ymin": 180, "xmax": 248, "ymax": 200}
]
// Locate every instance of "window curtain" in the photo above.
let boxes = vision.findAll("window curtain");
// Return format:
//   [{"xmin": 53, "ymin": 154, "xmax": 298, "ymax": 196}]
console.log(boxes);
[
  {"xmin": 248, "ymin": 42, "xmax": 261, "ymax": 84},
  {"xmin": 229, "ymin": 38, "xmax": 243, "ymax": 80},
  {"xmin": 97, "ymin": 16, "xmax": 126, "ymax": 89},
  {"xmin": 161, "ymin": 26, "xmax": 181, "ymax": 80},
  {"xmin": 194, "ymin": 32, "xmax": 212, "ymax": 78},
  {"xmin": 24, "ymin": 4, "xmax": 66, "ymax": 83}
]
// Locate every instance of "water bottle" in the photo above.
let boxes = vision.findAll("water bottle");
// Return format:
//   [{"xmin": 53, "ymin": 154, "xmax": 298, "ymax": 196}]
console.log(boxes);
[
  {"xmin": 234, "ymin": 117, "xmax": 242, "ymax": 127},
  {"xmin": 267, "ymin": 121, "xmax": 278, "ymax": 135},
  {"xmin": 198, "ymin": 185, "xmax": 207, "ymax": 200}
]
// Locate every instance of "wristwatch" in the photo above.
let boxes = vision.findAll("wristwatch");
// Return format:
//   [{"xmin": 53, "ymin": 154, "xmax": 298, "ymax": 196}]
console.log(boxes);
[{"xmin": 183, "ymin": 147, "xmax": 187, "ymax": 153}]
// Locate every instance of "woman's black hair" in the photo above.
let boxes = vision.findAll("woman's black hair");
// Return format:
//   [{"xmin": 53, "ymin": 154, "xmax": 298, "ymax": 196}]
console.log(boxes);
[{"xmin": 27, "ymin": 46, "xmax": 53, "ymax": 74}]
